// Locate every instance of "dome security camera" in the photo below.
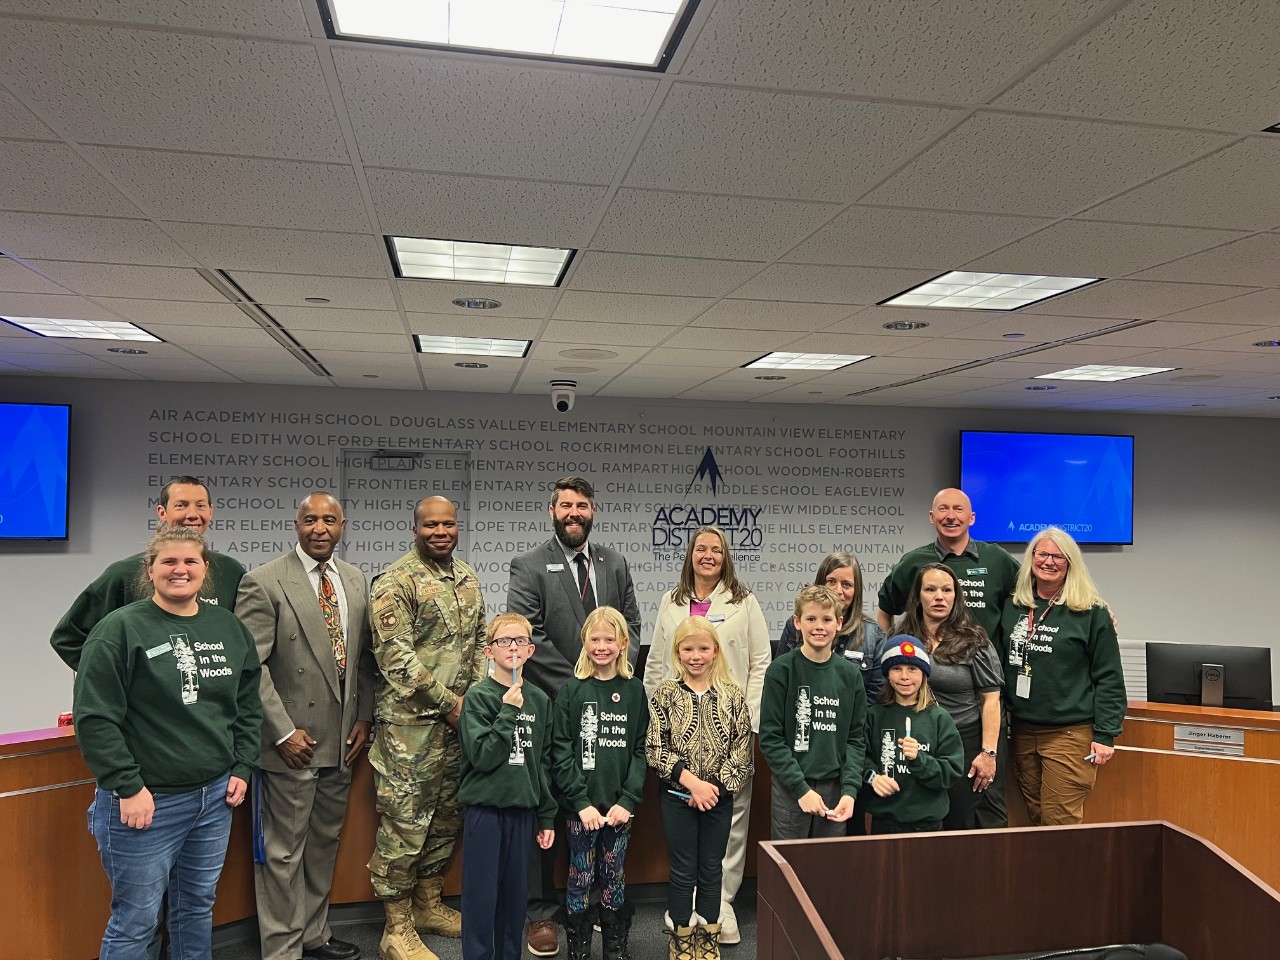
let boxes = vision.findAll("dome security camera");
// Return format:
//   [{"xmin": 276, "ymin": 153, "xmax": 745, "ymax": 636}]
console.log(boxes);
[{"xmin": 550, "ymin": 379, "xmax": 577, "ymax": 413}]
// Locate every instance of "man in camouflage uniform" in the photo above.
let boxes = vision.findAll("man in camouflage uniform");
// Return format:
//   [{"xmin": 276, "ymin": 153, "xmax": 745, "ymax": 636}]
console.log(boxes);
[{"xmin": 367, "ymin": 496, "xmax": 487, "ymax": 960}]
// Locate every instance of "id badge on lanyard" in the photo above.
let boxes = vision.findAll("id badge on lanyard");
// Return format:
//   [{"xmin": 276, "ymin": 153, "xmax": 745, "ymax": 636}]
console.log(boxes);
[{"xmin": 1015, "ymin": 599, "xmax": 1057, "ymax": 698}]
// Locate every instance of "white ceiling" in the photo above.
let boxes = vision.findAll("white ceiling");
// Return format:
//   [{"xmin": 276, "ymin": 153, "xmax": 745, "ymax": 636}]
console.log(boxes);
[{"xmin": 1, "ymin": 0, "xmax": 1278, "ymax": 416}]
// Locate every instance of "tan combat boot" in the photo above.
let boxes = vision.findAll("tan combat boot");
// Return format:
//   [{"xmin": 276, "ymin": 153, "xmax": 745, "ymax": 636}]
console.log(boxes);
[
  {"xmin": 380, "ymin": 896, "xmax": 440, "ymax": 960},
  {"xmin": 667, "ymin": 923, "xmax": 696, "ymax": 960},
  {"xmin": 410, "ymin": 874, "xmax": 462, "ymax": 938},
  {"xmin": 694, "ymin": 921, "xmax": 721, "ymax": 960}
]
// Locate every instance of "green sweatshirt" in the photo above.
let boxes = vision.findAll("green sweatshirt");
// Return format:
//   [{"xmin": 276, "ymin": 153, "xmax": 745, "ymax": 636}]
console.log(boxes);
[
  {"xmin": 73, "ymin": 599, "xmax": 262, "ymax": 797},
  {"xmin": 759, "ymin": 650, "xmax": 867, "ymax": 800},
  {"xmin": 51, "ymin": 550, "xmax": 247, "ymax": 670},
  {"xmin": 459, "ymin": 677, "xmax": 557, "ymax": 830},
  {"xmin": 863, "ymin": 701, "xmax": 963, "ymax": 826},
  {"xmin": 997, "ymin": 597, "xmax": 1127, "ymax": 745},
  {"xmin": 878, "ymin": 540, "xmax": 1018, "ymax": 642},
  {"xmin": 552, "ymin": 674, "xmax": 649, "ymax": 815}
]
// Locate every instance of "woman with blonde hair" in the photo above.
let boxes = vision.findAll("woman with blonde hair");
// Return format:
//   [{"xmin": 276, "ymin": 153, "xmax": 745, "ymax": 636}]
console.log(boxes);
[{"xmin": 997, "ymin": 527, "xmax": 1126, "ymax": 825}]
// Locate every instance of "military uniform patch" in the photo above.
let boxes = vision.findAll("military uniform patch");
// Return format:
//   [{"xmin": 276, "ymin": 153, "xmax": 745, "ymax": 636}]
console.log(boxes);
[{"xmin": 380, "ymin": 611, "xmax": 398, "ymax": 629}]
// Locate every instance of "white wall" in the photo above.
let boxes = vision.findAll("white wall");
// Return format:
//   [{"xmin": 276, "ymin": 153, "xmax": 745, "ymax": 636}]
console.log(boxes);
[{"xmin": 2, "ymin": 374, "xmax": 1276, "ymax": 733}]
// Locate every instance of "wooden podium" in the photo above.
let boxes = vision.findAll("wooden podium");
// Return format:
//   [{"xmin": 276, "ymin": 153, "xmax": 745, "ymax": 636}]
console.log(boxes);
[{"xmin": 757, "ymin": 821, "xmax": 1280, "ymax": 960}]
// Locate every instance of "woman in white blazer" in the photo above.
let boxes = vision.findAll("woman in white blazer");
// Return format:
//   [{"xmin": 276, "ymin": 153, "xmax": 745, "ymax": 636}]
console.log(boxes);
[{"xmin": 643, "ymin": 524, "xmax": 771, "ymax": 945}]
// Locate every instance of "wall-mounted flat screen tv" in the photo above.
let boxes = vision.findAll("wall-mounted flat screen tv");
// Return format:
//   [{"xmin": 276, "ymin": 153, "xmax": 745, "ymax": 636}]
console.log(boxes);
[
  {"xmin": 0, "ymin": 402, "xmax": 71, "ymax": 540},
  {"xmin": 959, "ymin": 430, "xmax": 1133, "ymax": 545}
]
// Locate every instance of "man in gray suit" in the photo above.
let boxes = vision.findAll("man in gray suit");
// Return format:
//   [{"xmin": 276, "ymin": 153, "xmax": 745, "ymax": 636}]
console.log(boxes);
[
  {"xmin": 507, "ymin": 476, "xmax": 641, "ymax": 956},
  {"xmin": 236, "ymin": 493, "xmax": 376, "ymax": 960}
]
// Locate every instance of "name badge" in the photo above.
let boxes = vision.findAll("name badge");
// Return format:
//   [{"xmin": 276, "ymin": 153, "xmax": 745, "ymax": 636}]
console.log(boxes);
[
  {"xmin": 843, "ymin": 650, "xmax": 864, "ymax": 662},
  {"xmin": 1015, "ymin": 674, "xmax": 1032, "ymax": 698},
  {"xmin": 546, "ymin": 563, "xmax": 564, "ymax": 572},
  {"xmin": 968, "ymin": 567, "xmax": 988, "ymax": 575},
  {"xmin": 146, "ymin": 642, "xmax": 173, "ymax": 659},
  {"xmin": 708, "ymin": 615, "xmax": 726, "ymax": 624}
]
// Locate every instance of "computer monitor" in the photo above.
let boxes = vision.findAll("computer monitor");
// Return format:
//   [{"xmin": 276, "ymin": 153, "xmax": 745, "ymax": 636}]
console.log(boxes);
[{"xmin": 1145, "ymin": 642, "xmax": 1273, "ymax": 711}]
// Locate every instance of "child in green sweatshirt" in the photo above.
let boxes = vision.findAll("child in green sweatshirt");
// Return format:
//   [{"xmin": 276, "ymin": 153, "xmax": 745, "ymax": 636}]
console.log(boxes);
[
  {"xmin": 459, "ymin": 613, "xmax": 557, "ymax": 960},
  {"xmin": 863, "ymin": 638, "xmax": 963, "ymax": 834}
]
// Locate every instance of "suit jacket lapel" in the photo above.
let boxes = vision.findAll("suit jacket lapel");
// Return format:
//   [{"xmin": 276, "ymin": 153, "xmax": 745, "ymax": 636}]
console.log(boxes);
[{"xmin": 282, "ymin": 553, "xmax": 342, "ymax": 702}]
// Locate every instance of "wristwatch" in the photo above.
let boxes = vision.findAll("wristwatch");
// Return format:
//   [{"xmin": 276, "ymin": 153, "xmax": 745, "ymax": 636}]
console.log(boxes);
[{"xmin": 981, "ymin": 748, "xmax": 997, "ymax": 757}]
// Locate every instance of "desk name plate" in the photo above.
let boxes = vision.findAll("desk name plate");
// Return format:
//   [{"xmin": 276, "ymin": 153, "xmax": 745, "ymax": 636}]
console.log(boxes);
[{"xmin": 1173, "ymin": 724, "xmax": 1245, "ymax": 756}]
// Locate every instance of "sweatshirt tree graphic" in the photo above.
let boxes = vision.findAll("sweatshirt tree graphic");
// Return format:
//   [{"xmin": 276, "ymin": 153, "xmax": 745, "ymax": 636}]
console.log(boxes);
[
  {"xmin": 793, "ymin": 686, "xmax": 812, "ymax": 752},
  {"xmin": 580, "ymin": 702, "xmax": 599, "ymax": 771}
]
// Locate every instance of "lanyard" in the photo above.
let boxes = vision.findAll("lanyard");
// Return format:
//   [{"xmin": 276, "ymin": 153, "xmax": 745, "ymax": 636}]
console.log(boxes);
[{"xmin": 1018, "ymin": 592, "xmax": 1061, "ymax": 674}]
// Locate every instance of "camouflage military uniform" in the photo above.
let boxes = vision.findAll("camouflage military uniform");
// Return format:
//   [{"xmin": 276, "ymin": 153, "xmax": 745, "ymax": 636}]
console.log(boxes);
[{"xmin": 367, "ymin": 549, "xmax": 487, "ymax": 900}]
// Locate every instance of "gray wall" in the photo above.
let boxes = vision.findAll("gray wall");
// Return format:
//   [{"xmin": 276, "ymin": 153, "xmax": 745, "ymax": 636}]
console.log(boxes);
[{"xmin": 2, "ymin": 373, "xmax": 1275, "ymax": 733}]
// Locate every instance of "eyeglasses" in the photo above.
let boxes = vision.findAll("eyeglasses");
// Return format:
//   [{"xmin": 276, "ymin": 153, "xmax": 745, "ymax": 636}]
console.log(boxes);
[
  {"xmin": 490, "ymin": 637, "xmax": 533, "ymax": 648},
  {"xmin": 1033, "ymin": 550, "xmax": 1068, "ymax": 564}
]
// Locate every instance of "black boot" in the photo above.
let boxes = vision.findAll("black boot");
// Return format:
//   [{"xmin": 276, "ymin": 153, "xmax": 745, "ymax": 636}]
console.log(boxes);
[
  {"xmin": 565, "ymin": 908, "xmax": 594, "ymax": 960},
  {"xmin": 599, "ymin": 902, "xmax": 634, "ymax": 960}
]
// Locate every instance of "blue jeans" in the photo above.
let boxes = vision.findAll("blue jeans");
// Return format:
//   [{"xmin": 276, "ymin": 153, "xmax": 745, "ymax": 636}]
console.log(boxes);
[{"xmin": 89, "ymin": 773, "xmax": 233, "ymax": 960}]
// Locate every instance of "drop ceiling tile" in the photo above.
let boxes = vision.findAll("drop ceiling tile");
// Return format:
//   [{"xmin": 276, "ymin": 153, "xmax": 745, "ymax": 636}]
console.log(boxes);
[
  {"xmin": 569, "ymin": 253, "xmax": 763, "ymax": 298},
  {"xmin": 83, "ymin": 148, "xmax": 367, "ymax": 231},
  {"xmin": 552, "ymin": 292, "xmax": 712, "ymax": 326},
  {"xmin": 331, "ymin": 373, "xmax": 423, "ymax": 390},
  {"xmin": 1000, "ymin": 343, "xmax": 1156, "ymax": 366},
  {"xmin": 677, "ymin": 381, "xmax": 779, "ymax": 402},
  {"xmin": 786, "ymin": 207, "xmax": 1051, "ymax": 268},
  {"xmin": 0, "ymin": 87, "xmax": 54, "ymax": 139},
  {"xmin": 661, "ymin": 327, "xmax": 804, "ymax": 352},
  {"xmin": 592, "ymin": 189, "xmax": 835, "ymax": 261},
  {"xmin": 993, "ymin": 0, "xmax": 1280, "ymax": 129},
  {"xmin": 1130, "ymin": 234, "xmax": 1280, "ymax": 286},
  {"xmin": 198, "ymin": 344, "xmax": 299, "ymax": 363},
  {"xmin": 870, "ymin": 337, "xmax": 1011, "ymax": 362},
  {"xmin": 731, "ymin": 264, "xmax": 937, "ymax": 304},
  {"xmin": 0, "ymin": 212, "xmax": 195, "ymax": 265},
  {"xmin": 1079, "ymin": 140, "xmax": 1280, "ymax": 231},
  {"xmin": 310, "ymin": 350, "xmax": 420, "ymax": 376},
  {"xmin": 783, "ymin": 331, "xmax": 935, "ymax": 355},
  {"xmin": 397, "ymin": 281, "xmax": 556, "ymax": 317},
  {"xmin": 1169, "ymin": 352, "xmax": 1280, "ymax": 375},
  {"xmin": 968, "ymin": 221, "xmax": 1245, "ymax": 277},
  {"xmin": 851, "ymin": 356, "xmax": 968, "ymax": 377},
  {"xmin": 143, "ymin": 324, "xmax": 282, "ymax": 349},
  {"xmin": 596, "ymin": 380, "xmax": 700, "ymax": 399},
  {"xmin": 25, "ymin": 261, "xmax": 220, "ymax": 300},
  {"xmin": 163, "ymin": 224, "xmax": 386, "ymax": 277},
  {"xmin": 1085, "ymin": 321, "xmax": 1266, "ymax": 349},
  {"xmin": 529, "ymin": 342, "xmax": 650, "ymax": 363},
  {"xmin": 541, "ymin": 321, "xmax": 671, "ymax": 347},
  {"xmin": 272, "ymin": 307, "xmax": 404, "ymax": 334},
  {"xmin": 515, "ymin": 364, "xmax": 627, "ymax": 394},
  {"xmin": 625, "ymin": 83, "xmax": 960, "ymax": 201},
  {"xmin": 406, "ymin": 312, "xmax": 542, "ymax": 340},
  {"xmin": 822, "ymin": 306, "xmax": 989, "ymax": 337},
  {"xmin": 9, "ymin": 354, "xmax": 145, "ymax": 377},
  {"xmin": 940, "ymin": 313, "xmax": 1117, "ymax": 342},
  {"xmin": 0, "ymin": 0, "xmax": 313, "ymax": 37},
  {"xmin": 234, "ymin": 274, "xmax": 398, "ymax": 311},
  {"xmin": 1024, "ymin": 280, "xmax": 1260, "ymax": 320},
  {"xmin": 0, "ymin": 332, "xmax": 84, "ymax": 353},
  {"xmin": 133, "ymin": 362, "xmax": 240, "ymax": 383},
  {"xmin": 864, "ymin": 113, "xmax": 1229, "ymax": 217},
  {"xmin": 416, "ymin": 353, "xmax": 525, "ymax": 373},
  {"xmin": 0, "ymin": 291, "xmax": 126, "ymax": 320},
  {"xmin": 713, "ymin": 364, "xmax": 831, "ymax": 384},
  {"xmin": 0, "ymin": 259, "xmax": 68, "ymax": 295},
  {"xmin": 335, "ymin": 48, "xmax": 656, "ymax": 182},
  {"xmin": 642, "ymin": 347, "xmax": 761, "ymax": 367},
  {"xmin": 421, "ymin": 366, "xmax": 519, "ymax": 393},
  {"xmin": 1159, "ymin": 288, "xmax": 1280, "ymax": 325},
  {"xmin": 90, "ymin": 298, "xmax": 258, "ymax": 327},
  {"xmin": 689, "ymin": 300, "xmax": 854, "ymax": 332},
  {"xmin": 368, "ymin": 170, "xmax": 606, "ymax": 247},
  {"xmin": 0, "ymin": 141, "xmax": 137, "ymax": 216},
  {"xmin": 0, "ymin": 22, "xmax": 346, "ymax": 160},
  {"xmin": 604, "ymin": 365, "xmax": 716, "ymax": 384},
  {"xmin": 294, "ymin": 330, "xmax": 410, "ymax": 353},
  {"xmin": 233, "ymin": 370, "xmax": 329, "ymax": 386},
  {"xmin": 1185, "ymin": 329, "xmax": 1280, "ymax": 352},
  {"xmin": 679, "ymin": 0, "xmax": 1111, "ymax": 100}
]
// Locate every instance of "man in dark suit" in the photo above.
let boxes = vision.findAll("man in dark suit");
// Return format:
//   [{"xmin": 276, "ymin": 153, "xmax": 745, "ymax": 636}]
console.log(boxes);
[
  {"xmin": 506, "ymin": 476, "xmax": 641, "ymax": 957},
  {"xmin": 236, "ymin": 493, "xmax": 376, "ymax": 960}
]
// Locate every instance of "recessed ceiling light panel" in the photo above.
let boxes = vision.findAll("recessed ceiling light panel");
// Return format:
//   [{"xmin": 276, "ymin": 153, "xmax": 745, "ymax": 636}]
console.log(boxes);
[
  {"xmin": 415, "ymin": 335, "xmax": 530, "ymax": 357},
  {"xmin": 325, "ymin": 0, "xmax": 698, "ymax": 69},
  {"xmin": 744, "ymin": 352, "xmax": 871, "ymax": 371},
  {"xmin": 2, "ymin": 315, "xmax": 161, "ymax": 341},
  {"xmin": 1035, "ymin": 364, "xmax": 1176, "ymax": 382},
  {"xmin": 880, "ymin": 272, "xmax": 1103, "ymax": 311},
  {"xmin": 390, "ymin": 236, "xmax": 573, "ymax": 287}
]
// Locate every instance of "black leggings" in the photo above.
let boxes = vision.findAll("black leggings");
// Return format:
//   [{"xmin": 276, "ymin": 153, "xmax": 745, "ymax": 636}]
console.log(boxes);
[{"xmin": 660, "ymin": 789, "xmax": 732, "ymax": 926}]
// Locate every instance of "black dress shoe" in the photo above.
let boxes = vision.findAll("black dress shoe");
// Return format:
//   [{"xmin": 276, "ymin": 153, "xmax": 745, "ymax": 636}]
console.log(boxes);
[{"xmin": 302, "ymin": 938, "xmax": 360, "ymax": 960}]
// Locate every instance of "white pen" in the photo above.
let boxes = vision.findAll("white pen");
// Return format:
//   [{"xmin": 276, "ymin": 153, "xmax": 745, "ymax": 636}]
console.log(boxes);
[
  {"xmin": 1084, "ymin": 752, "xmax": 1097, "ymax": 762},
  {"xmin": 513, "ymin": 650, "xmax": 521, "ymax": 684},
  {"xmin": 905, "ymin": 717, "xmax": 912, "ymax": 740}
]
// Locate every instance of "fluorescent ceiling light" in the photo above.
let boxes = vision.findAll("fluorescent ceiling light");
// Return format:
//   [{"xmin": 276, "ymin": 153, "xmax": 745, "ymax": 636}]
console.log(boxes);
[
  {"xmin": 415, "ymin": 335, "xmax": 530, "ymax": 357},
  {"xmin": 390, "ymin": 236, "xmax": 573, "ymax": 287},
  {"xmin": 328, "ymin": 0, "xmax": 693, "ymax": 68},
  {"xmin": 2, "ymin": 315, "xmax": 160, "ymax": 341},
  {"xmin": 1035, "ymin": 364, "xmax": 1177, "ymax": 382},
  {"xmin": 745, "ymin": 352, "xmax": 871, "ymax": 371},
  {"xmin": 880, "ymin": 272, "xmax": 1103, "ymax": 311}
]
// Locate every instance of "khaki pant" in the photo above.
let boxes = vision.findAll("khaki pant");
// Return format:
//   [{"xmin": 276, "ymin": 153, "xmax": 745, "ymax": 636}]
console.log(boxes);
[{"xmin": 1011, "ymin": 719, "xmax": 1097, "ymax": 825}]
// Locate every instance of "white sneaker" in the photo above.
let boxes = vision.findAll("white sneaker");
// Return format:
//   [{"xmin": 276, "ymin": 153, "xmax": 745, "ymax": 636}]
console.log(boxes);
[{"xmin": 718, "ymin": 901, "xmax": 740, "ymax": 945}]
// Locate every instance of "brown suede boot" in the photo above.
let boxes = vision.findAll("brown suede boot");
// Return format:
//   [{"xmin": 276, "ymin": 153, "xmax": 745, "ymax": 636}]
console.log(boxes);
[
  {"xmin": 410, "ymin": 874, "xmax": 462, "ymax": 938},
  {"xmin": 694, "ymin": 922, "xmax": 721, "ymax": 960},
  {"xmin": 667, "ymin": 923, "xmax": 696, "ymax": 960},
  {"xmin": 380, "ymin": 896, "xmax": 440, "ymax": 960}
]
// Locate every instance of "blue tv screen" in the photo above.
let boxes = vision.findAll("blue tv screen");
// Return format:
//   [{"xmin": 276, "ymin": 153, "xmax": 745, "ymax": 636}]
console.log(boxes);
[
  {"xmin": 0, "ymin": 402, "xmax": 71, "ymax": 540},
  {"xmin": 960, "ymin": 431, "xmax": 1134, "ymax": 545}
]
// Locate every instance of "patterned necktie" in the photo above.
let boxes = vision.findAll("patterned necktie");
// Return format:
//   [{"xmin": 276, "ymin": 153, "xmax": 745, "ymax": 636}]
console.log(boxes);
[
  {"xmin": 318, "ymin": 561, "xmax": 347, "ymax": 678},
  {"xmin": 574, "ymin": 553, "xmax": 596, "ymax": 614}
]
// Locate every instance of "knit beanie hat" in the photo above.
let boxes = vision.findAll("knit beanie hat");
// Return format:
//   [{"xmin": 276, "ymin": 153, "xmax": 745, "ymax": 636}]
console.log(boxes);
[{"xmin": 879, "ymin": 637, "xmax": 931, "ymax": 677}]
